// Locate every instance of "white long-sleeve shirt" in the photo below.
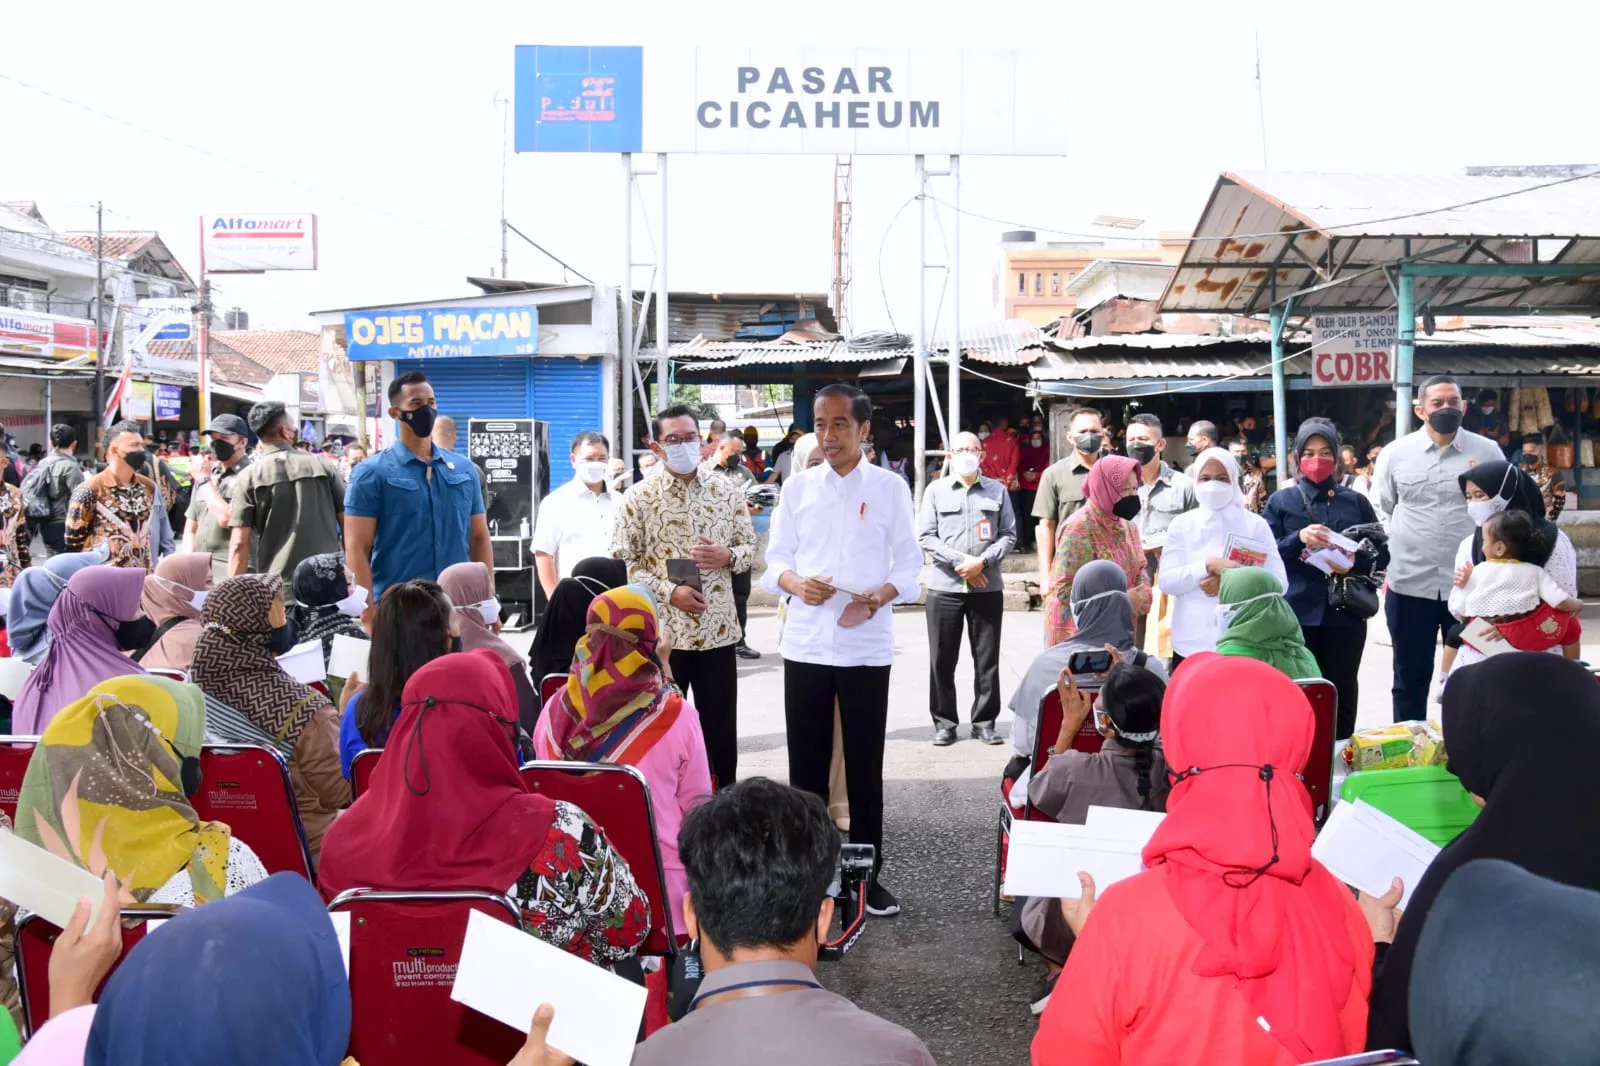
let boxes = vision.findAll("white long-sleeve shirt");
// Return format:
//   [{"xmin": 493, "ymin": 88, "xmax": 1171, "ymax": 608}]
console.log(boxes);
[
  {"xmin": 761, "ymin": 460, "xmax": 924, "ymax": 667},
  {"xmin": 1159, "ymin": 504, "xmax": 1288, "ymax": 656}
]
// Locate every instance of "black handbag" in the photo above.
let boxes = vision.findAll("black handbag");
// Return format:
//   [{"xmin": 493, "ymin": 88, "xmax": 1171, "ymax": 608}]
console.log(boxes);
[{"xmin": 1328, "ymin": 571, "xmax": 1381, "ymax": 619}]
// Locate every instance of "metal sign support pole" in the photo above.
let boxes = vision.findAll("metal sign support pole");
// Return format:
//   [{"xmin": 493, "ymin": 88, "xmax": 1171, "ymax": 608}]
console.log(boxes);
[
  {"xmin": 913, "ymin": 155, "xmax": 928, "ymax": 504},
  {"xmin": 655, "ymin": 153, "xmax": 669, "ymax": 413},
  {"xmin": 620, "ymin": 153, "xmax": 635, "ymax": 469},
  {"xmin": 949, "ymin": 154, "xmax": 962, "ymax": 437}
]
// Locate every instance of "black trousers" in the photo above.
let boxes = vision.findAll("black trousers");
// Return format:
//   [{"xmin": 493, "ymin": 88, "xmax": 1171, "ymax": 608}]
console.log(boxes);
[
  {"xmin": 926, "ymin": 590, "xmax": 1003, "ymax": 729},
  {"xmin": 732, "ymin": 569, "xmax": 751, "ymax": 645},
  {"xmin": 784, "ymin": 659, "xmax": 892, "ymax": 878},
  {"xmin": 1011, "ymin": 490, "xmax": 1037, "ymax": 551},
  {"xmin": 1301, "ymin": 623, "xmax": 1368, "ymax": 740},
  {"xmin": 1384, "ymin": 591, "xmax": 1455, "ymax": 723},
  {"xmin": 670, "ymin": 644, "xmax": 739, "ymax": 788},
  {"xmin": 39, "ymin": 520, "xmax": 66, "ymax": 555}
]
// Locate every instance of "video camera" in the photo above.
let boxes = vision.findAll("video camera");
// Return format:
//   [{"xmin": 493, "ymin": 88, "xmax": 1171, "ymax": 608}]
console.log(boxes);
[{"xmin": 819, "ymin": 843, "xmax": 876, "ymax": 962}]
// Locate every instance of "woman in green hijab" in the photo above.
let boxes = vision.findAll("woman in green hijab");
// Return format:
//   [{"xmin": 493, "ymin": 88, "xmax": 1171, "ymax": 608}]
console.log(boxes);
[{"xmin": 1214, "ymin": 566, "xmax": 1322, "ymax": 680}]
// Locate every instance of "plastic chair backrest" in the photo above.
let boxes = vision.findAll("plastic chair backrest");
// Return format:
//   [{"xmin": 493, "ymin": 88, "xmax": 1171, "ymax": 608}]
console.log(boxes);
[
  {"xmin": 192, "ymin": 744, "xmax": 315, "ymax": 879},
  {"xmin": 15, "ymin": 909, "xmax": 169, "ymax": 1037},
  {"xmin": 1296, "ymin": 678, "xmax": 1338, "ymax": 827},
  {"xmin": 145, "ymin": 667, "xmax": 189, "ymax": 683},
  {"xmin": 0, "ymin": 734, "xmax": 37, "ymax": 822},
  {"xmin": 1340, "ymin": 765, "xmax": 1482, "ymax": 846},
  {"xmin": 330, "ymin": 889, "xmax": 525, "ymax": 1066},
  {"xmin": 519, "ymin": 760, "xmax": 676, "ymax": 957},
  {"xmin": 350, "ymin": 748, "xmax": 383, "ymax": 801},
  {"xmin": 1025, "ymin": 691, "xmax": 1101, "ymax": 820},
  {"xmin": 538, "ymin": 673, "xmax": 568, "ymax": 705}
]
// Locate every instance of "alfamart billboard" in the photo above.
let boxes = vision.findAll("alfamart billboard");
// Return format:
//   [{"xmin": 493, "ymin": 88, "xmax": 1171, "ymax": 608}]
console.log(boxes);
[
  {"xmin": 202, "ymin": 214, "xmax": 319, "ymax": 272},
  {"xmin": 514, "ymin": 46, "xmax": 1067, "ymax": 156}
]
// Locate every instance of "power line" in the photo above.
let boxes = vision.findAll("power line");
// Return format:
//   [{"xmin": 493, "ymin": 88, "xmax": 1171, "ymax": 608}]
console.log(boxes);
[{"xmin": 924, "ymin": 167, "xmax": 1600, "ymax": 246}]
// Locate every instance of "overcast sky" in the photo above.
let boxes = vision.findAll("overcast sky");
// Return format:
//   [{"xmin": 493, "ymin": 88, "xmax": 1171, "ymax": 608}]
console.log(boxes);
[{"xmin": 5, "ymin": 0, "xmax": 1597, "ymax": 336}]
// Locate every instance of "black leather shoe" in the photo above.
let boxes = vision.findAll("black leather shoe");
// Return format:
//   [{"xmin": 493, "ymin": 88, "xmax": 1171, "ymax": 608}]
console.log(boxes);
[
  {"xmin": 972, "ymin": 724, "xmax": 1003, "ymax": 746},
  {"xmin": 735, "ymin": 641, "xmax": 761, "ymax": 660},
  {"xmin": 932, "ymin": 727, "xmax": 957, "ymax": 747}
]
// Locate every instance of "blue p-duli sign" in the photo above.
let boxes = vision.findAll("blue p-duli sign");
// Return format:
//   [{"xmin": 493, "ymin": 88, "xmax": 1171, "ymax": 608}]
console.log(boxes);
[{"xmin": 342, "ymin": 306, "xmax": 541, "ymax": 361}]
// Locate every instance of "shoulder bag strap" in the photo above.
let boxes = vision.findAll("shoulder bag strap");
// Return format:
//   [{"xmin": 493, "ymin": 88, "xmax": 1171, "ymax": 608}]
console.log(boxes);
[{"xmin": 132, "ymin": 616, "xmax": 189, "ymax": 663}]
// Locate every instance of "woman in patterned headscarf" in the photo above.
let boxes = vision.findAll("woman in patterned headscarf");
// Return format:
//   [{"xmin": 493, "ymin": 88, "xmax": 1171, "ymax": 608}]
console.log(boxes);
[
  {"xmin": 532, "ymin": 584, "xmax": 712, "ymax": 920},
  {"xmin": 189, "ymin": 573, "xmax": 349, "ymax": 859},
  {"xmin": 291, "ymin": 552, "xmax": 368, "ymax": 700},
  {"xmin": 14, "ymin": 676, "xmax": 266, "ymax": 906}
]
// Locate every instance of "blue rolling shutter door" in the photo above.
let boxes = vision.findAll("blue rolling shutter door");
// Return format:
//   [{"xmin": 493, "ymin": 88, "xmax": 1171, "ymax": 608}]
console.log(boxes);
[
  {"xmin": 394, "ymin": 357, "xmax": 534, "ymax": 422},
  {"xmin": 528, "ymin": 358, "xmax": 602, "ymax": 488}
]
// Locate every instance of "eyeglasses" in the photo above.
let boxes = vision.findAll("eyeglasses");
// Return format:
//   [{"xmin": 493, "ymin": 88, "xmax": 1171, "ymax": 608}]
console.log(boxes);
[{"xmin": 659, "ymin": 435, "xmax": 700, "ymax": 447}]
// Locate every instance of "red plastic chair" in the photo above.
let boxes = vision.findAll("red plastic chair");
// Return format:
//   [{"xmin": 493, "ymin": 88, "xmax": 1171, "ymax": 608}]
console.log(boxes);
[
  {"xmin": 0, "ymin": 734, "xmax": 38, "ymax": 822},
  {"xmin": 16, "ymin": 908, "xmax": 175, "ymax": 1037},
  {"xmin": 538, "ymin": 673, "xmax": 568, "ymax": 705},
  {"xmin": 329, "ymin": 889, "xmax": 525, "ymax": 1066},
  {"xmin": 1296, "ymin": 677, "xmax": 1338, "ymax": 828},
  {"xmin": 349, "ymin": 748, "xmax": 383, "ymax": 801},
  {"xmin": 519, "ymin": 760, "xmax": 677, "ymax": 959},
  {"xmin": 992, "ymin": 690, "xmax": 1100, "ymax": 915},
  {"xmin": 192, "ymin": 744, "xmax": 315, "ymax": 879}
]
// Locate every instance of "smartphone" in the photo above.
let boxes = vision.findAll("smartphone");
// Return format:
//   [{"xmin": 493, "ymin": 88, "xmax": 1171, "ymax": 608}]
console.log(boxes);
[
  {"xmin": 666, "ymin": 558, "xmax": 702, "ymax": 593},
  {"xmin": 1067, "ymin": 650, "xmax": 1114, "ymax": 675}
]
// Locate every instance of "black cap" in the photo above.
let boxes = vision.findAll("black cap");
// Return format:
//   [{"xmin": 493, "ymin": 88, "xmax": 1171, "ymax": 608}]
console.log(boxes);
[
  {"xmin": 205, "ymin": 413, "xmax": 250, "ymax": 437},
  {"xmin": 247, "ymin": 401, "xmax": 287, "ymax": 435}
]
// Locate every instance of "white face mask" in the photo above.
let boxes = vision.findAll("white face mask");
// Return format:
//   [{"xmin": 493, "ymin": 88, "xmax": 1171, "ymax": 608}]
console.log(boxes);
[
  {"xmin": 1216, "ymin": 591, "xmax": 1278, "ymax": 629},
  {"xmin": 1467, "ymin": 496, "xmax": 1509, "ymax": 527},
  {"xmin": 157, "ymin": 576, "xmax": 207, "ymax": 611},
  {"xmin": 951, "ymin": 453, "xmax": 981, "ymax": 478},
  {"xmin": 1195, "ymin": 480, "xmax": 1236, "ymax": 512},
  {"xmin": 335, "ymin": 584, "xmax": 370, "ymax": 617},
  {"xmin": 576, "ymin": 460, "xmax": 610, "ymax": 487},
  {"xmin": 664, "ymin": 442, "xmax": 701, "ymax": 475},
  {"xmin": 977, "ymin": 431, "xmax": 990, "ymax": 440},
  {"xmin": 472, "ymin": 598, "xmax": 501, "ymax": 625}
]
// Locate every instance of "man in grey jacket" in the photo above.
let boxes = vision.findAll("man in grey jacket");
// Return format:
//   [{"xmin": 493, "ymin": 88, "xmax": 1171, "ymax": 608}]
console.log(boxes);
[{"xmin": 918, "ymin": 431, "xmax": 1016, "ymax": 746}]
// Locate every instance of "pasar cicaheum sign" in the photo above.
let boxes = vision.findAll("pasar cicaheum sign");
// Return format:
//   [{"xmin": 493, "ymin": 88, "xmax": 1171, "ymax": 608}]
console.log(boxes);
[{"xmin": 1310, "ymin": 313, "xmax": 1397, "ymax": 387}]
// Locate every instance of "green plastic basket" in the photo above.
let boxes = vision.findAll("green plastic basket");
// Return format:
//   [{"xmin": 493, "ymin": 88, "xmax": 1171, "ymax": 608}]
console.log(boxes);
[{"xmin": 1338, "ymin": 765, "xmax": 1481, "ymax": 847}]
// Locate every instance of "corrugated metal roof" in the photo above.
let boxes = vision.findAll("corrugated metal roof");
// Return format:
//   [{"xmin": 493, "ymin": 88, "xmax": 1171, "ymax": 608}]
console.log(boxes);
[
  {"xmin": 1162, "ymin": 171, "xmax": 1600, "ymax": 315},
  {"xmin": 1064, "ymin": 260, "xmax": 1176, "ymax": 305}
]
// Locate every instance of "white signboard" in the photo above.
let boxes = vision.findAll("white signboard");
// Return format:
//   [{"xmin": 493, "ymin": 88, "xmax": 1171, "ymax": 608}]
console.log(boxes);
[
  {"xmin": 202, "ymin": 214, "xmax": 318, "ymax": 273},
  {"xmin": 1310, "ymin": 313, "xmax": 1397, "ymax": 388},
  {"xmin": 699, "ymin": 384, "xmax": 736, "ymax": 406},
  {"xmin": 656, "ymin": 48, "xmax": 1064, "ymax": 155}
]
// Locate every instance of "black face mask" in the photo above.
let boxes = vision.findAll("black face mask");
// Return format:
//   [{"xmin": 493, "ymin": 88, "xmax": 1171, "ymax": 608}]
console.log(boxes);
[
  {"xmin": 1184, "ymin": 442, "xmax": 1199, "ymax": 458},
  {"xmin": 1127, "ymin": 443, "xmax": 1157, "ymax": 465},
  {"xmin": 398, "ymin": 405, "xmax": 438, "ymax": 440},
  {"xmin": 1073, "ymin": 432, "xmax": 1103, "ymax": 456},
  {"xmin": 210, "ymin": 439, "xmax": 236, "ymax": 463},
  {"xmin": 122, "ymin": 449, "xmax": 149, "ymax": 473},
  {"xmin": 1112, "ymin": 495, "xmax": 1143, "ymax": 521},
  {"xmin": 667, "ymin": 940, "xmax": 706, "ymax": 1022},
  {"xmin": 267, "ymin": 619, "xmax": 298, "ymax": 656},
  {"xmin": 115, "ymin": 616, "xmax": 158, "ymax": 653},
  {"xmin": 1427, "ymin": 408, "xmax": 1464, "ymax": 435},
  {"xmin": 449, "ymin": 635, "xmax": 463, "ymax": 654},
  {"xmin": 1517, "ymin": 452, "xmax": 1540, "ymax": 468}
]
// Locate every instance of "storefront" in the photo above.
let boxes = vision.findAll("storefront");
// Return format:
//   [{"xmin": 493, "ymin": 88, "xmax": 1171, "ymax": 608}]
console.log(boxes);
[{"xmin": 315, "ymin": 283, "xmax": 618, "ymax": 489}]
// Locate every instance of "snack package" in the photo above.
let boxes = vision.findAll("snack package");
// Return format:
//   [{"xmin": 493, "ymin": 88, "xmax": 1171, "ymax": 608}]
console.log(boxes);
[{"xmin": 1342, "ymin": 720, "xmax": 1445, "ymax": 771}]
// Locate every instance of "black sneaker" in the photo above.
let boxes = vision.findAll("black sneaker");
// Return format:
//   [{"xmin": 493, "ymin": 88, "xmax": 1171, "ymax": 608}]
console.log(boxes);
[
  {"xmin": 972, "ymin": 724, "xmax": 1003, "ymax": 746},
  {"xmin": 932, "ymin": 726, "xmax": 957, "ymax": 747},
  {"xmin": 865, "ymin": 881, "xmax": 901, "ymax": 917},
  {"xmin": 1029, "ymin": 972, "xmax": 1059, "ymax": 1016},
  {"xmin": 735, "ymin": 641, "xmax": 762, "ymax": 660}
]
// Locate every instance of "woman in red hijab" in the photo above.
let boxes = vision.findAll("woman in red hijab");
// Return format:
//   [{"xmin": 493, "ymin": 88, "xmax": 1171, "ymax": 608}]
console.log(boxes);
[
  {"xmin": 317, "ymin": 649, "xmax": 650, "ymax": 963},
  {"xmin": 1033, "ymin": 653, "xmax": 1375, "ymax": 1065},
  {"xmin": 1043, "ymin": 454, "xmax": 1151, "ymax": 645}
]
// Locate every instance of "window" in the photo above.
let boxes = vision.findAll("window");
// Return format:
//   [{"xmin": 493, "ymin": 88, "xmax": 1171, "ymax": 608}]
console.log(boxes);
[
  {"xmin": 1017, "ymin": 272, "xmax": 1026, "ymax": 295},
  {"xmin": 1050, "ymin": 272, "xmax": 1061, "ymax": 295},
  {"xmin": 0, "ymin": 273, "xmax": 48, "ymax": 293},
  {"xmin": 1034, "ymin": 272, "xmax": 1043, "ymax": 294}
]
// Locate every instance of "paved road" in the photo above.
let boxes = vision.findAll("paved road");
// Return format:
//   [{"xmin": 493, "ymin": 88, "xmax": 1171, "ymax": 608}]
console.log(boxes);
[{"xmin": 521, "ymin": 601, "xmax": 1600, "ymax": 1065}]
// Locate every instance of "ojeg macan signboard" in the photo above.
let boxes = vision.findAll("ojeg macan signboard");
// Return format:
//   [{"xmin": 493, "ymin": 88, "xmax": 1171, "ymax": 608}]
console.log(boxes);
[
  {"xmin": 1310, "ymin": 313, "xmax": 1397, "ymax": 388},
  {"xmin": 514, "ymin": 46, "xmax": 1067, "ymax": 156},
  {"xmin": 203, "ymin": 214, "xmax": 319, "ymax": 272}
]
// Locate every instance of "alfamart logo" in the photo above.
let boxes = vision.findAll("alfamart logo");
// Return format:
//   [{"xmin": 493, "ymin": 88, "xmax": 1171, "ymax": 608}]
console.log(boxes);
[{"xmin": 210, "ymin": 217, "xmax": 308, "ymax": 238}]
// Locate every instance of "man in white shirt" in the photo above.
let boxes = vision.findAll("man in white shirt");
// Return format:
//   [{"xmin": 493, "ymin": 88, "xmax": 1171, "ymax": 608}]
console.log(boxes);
[
  {"xmin": 763, "ymin": 384, "xmax": 924, "ymax": 918},
  {"xmin": 1373, "ymin": 375, "xmax": 1504, "ymax": 721},
  {"xmin": 531, "ymin": 431, "xmax": 620, "ymax": 597}
]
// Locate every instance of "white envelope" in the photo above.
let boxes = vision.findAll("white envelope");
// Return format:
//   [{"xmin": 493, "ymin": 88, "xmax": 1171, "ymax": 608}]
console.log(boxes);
[
  {"xmin": 450, "ymin": 909, "xmax": 646, "ymax": 1066},
  {"xmin": 0, "ymin": 827, "xmax": 110, "ymax": 930},
  {"xmin": 276, "ymin": 640, "xmax": 326, "ymax": 685},
  {"xmin": 1459, "ymin": 617, "xmax": 1517, "ymax": 658},
  {"xmin": 1002, "ymin": 820, "xmax": 1146, "ymax": 898},
  {"xmin": 328, "ymin": 634, "xmax": 370, "ymax": 683},
  {"xmin": 1311, "ymin": 799, "xmax": 1439, "ymax": 910},
  {"xmin": 1084, "ymin": 805, "xmax": 1166, "ymax": 838}
]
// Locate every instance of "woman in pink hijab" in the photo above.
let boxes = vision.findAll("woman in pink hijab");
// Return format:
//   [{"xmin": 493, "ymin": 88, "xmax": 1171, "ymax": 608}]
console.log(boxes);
[
  {"xmin": 1043, "ymin": 454, "xmax": 1152, "ymax": 645},
  {"xmin": 12, "ymin": 566, "xmax": 149, "ymax": 734},
  {"xmin": 135, "ymin": 552, "xmax": 212, "ymax": 672},
  {"xmin": 438, "ymin": 561, "xmax": 538, "ymax": 730}
]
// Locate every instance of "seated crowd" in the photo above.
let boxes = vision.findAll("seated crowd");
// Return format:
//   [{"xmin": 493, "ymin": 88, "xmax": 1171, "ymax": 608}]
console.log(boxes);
[{"xmin": 2, "ymin": 495, "xmax": 1599, "ymax": 1064}]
